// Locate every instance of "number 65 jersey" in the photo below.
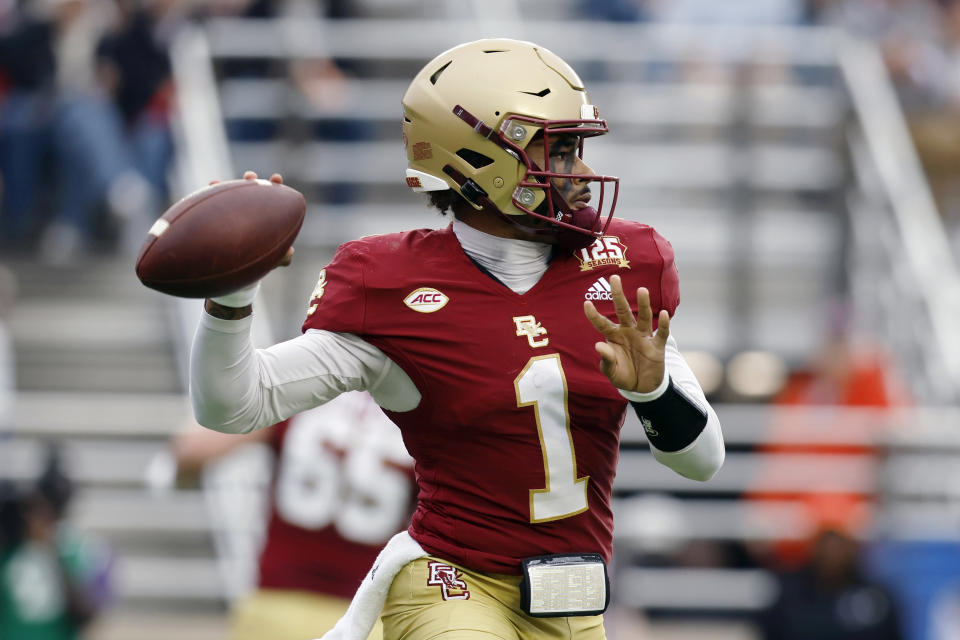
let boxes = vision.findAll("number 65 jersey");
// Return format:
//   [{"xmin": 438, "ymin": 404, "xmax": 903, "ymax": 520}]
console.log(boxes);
[
  {"xmin": 302, "ymin": 219, "xmax": 680, "ymax": 575},
  {"xmin": 258, "ymin": 392, "xmax": 415, "ymax": 597}
]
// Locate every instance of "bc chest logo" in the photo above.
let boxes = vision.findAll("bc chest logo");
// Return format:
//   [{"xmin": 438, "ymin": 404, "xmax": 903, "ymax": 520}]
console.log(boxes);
[
  {"xmin": 514, "ymin": 315, "xmax": 549, "ymax": 348},
  {"xmin": 404, "ymin": 287, "xmax": 449, "ymax": 313}
]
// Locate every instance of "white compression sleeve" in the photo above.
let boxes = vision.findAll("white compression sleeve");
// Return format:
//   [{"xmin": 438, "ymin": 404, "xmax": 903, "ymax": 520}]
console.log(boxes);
[
  {"xmin": 190, "ymin": 312, "xmax": 420, "ymax": 434},
  {"xmin": 621, "ymin": 335, "xmax": 725, "ymax": 482},
  {"xmin": 651, "ymin": 335, "xmax": 725, "ymax": 481}
]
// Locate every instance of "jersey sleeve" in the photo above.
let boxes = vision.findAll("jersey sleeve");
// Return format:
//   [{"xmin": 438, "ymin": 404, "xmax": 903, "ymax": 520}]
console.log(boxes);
[
  {"xmin": 652, "ymin": 229, "xmax": 680, "ymax": 316},
  {"xmin": 267, "ymin": 420, "xmax": 290, "ymax": 454},
  {"xmin": 302, "ymin": 242, "xmax": 367, "ymax": 334}
]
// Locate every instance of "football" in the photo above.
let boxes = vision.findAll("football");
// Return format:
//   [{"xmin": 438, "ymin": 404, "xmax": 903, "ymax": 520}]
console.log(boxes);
[{"xmin": 136, "ymin": 178, "xmax": 306, "ymax": 298}]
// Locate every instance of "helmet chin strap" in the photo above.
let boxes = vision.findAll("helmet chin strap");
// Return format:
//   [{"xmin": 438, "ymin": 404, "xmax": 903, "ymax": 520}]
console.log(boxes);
[
  {"xmin": 518, "ymin": 178, "xmax": 602, "ymax": 251},
  {"xmin": 555, "ymin": 206, "xmax": 602, "ymax": 251}
]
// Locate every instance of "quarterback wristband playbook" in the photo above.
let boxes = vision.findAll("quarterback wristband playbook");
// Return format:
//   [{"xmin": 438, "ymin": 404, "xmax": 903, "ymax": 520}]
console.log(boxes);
[
  {"xmin": 623, "ymin": 375, "xmax": 708, "ymax": 452},
  {"xmin": 520, "ymin": 554, "xmax": 610, "ymax": 617}
]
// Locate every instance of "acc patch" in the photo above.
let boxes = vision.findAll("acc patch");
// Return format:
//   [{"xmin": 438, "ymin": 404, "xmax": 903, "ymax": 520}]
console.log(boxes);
[
  {"xmin": 404, "ymin": 287, "xmax": 449, "ymax": 313},
  {"xmin": 575, "ymin": 236, "xmax": 630, "ymax": 272}
]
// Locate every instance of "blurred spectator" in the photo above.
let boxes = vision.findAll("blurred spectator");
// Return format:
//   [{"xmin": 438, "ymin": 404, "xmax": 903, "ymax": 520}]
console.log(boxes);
[
  {"xmin": 578, "ymin": 0, "xmax": 808, "ymax": 83},
  {"xmin": 0, "ymin": 0, "xmax": 60, "ymax": 248},
  {"xmin": 203, "ymin": 0, "xmax": 372, "ymax": 205},
  {"xmin": 645, "ymin": 0, "xmax": 806, "ymax": 25},
  {"xmin": 775, "ymin": 328, "xmax": 909, "ymax": 408},
  {"xmin": 896, "ymin": 0, "xmax": 960, "ymax": 246},
  {"xmin": 0, "ymin": 0, "xmax": 168, "ymax": 264},
  {"xmin": 577, "ymin": 0, "xmax": 650, "ymax": 22},
  {"xmin": 169, "ymin": 392, "xmax": 415, "ymax": 640},
  {"xmin": 579, "ymin": 0, "xmax": 808, "ymax": 27},
  {"xmin": 817, "ymin": 0, "xmax": 944, "ymax": 109},
  {"xmin": 94, "ymin": 0, "xmax": 180, "ymax": 246},
  {"xmin": 815, "ymin": 0, "xmax": 960, "ymax": 244},
  {"xmin": 758, "ymin": 528, "xmax": 904, "ymax": 640},
  {"xmin": 746, "ymin": 308, "xmax": 909, "ymax": 570},
  {"xmin": 0, "ymin": 445, "xmax": 113, "ymax": 640}
]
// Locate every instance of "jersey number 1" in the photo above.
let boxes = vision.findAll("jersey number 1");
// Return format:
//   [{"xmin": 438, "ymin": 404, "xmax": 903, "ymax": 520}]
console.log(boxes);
[{"xmin": 515, "ymin": 354, "xmax": 589, "ymax": 523}]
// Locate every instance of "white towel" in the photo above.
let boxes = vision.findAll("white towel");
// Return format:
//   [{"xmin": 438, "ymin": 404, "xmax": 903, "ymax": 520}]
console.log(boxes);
[{"xmin": 316, "ymin": 531, "xmax": 427, "ymax": 640}]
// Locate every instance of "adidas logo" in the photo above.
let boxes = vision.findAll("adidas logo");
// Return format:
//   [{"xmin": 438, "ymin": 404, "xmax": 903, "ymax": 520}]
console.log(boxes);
[{"xmin": 584, "ymin": 277, "xmax": 613, "ymax": 301}]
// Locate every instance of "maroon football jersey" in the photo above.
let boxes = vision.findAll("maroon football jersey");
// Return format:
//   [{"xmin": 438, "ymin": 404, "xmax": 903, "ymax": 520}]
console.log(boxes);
[
  {"xmin": 257, "ymin": 393, "xmax": 415, "ymax": 597},
  {"xmin": 301, "ymin": 219, "xmax": 680, "ymax": 574}
]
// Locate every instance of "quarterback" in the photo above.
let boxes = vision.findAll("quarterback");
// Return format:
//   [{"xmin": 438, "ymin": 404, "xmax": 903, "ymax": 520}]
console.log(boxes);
[{"xmin": 190, "ymin": 39, "xmax": 724, "ymax": 640}]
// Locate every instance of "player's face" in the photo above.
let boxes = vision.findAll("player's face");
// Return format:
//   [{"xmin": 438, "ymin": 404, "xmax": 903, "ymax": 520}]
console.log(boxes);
[{"xmin": 524, "ymin": 133, "xmax": 594, "ymax": 211}]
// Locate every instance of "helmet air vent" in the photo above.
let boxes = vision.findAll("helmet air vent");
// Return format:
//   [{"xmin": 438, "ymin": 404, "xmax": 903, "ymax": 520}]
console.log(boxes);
[
  {"xmin": 519, "ymin": 88, "xmax": 551, "ymax": 97},
  {"xmin": 456, "ymin": 149, "xmax": 494, "ymax": 169},
  {"xmin": 430, "ymin": 61, "xmax": 453, "ymax": 85},
  {"xmin": 483, "ymin": 49, "xmax": 508, "ymax": 53}
]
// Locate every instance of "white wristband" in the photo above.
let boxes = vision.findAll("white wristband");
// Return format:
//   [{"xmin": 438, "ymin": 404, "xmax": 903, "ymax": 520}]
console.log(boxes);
[
  {"xmin": 210, "ymin": 282, "xmax": 260, "ymax": 308},
  {"xmin": 618, "ymin": 371, "xmax": 671, "ymax": 403}
]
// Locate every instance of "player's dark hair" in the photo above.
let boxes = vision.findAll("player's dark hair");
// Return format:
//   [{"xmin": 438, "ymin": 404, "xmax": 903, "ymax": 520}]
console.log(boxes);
[{"xmin": 427, "ymin": 189, "xmax": 464, "ymax": 215}]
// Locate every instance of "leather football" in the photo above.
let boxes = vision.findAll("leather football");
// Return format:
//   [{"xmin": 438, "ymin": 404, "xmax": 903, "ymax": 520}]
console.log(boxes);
[{"xmin": 136, "ymin": 179, "xmax": 305, "ymax": 298}]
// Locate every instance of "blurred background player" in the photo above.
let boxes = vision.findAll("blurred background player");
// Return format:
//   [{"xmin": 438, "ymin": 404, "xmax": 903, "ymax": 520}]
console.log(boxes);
[{"xmin": 170, "ymin": 391, "xmax": 415, "ymax": 640}]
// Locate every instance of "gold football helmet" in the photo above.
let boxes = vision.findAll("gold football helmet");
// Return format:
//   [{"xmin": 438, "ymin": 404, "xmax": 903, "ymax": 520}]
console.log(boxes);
[{"xmin": 402, "ymin": 38, "xmax": 619, "ymax": 249}]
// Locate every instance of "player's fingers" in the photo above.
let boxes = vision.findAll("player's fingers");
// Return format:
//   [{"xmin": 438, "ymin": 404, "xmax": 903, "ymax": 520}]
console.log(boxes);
[
  {"xmin": 610, "ymin": 275, "xmax": 637, "ymax": 329},
  {"xmin": 595, "ymin": 342, "xmax": 617, "ymax": 375},
  {"xmin": 654, "ymin": 309, "xmax": 670, "ymax": 349},
  {"xmin": 243, "ymin": 170, "xmax": 258, "ymax": 180},
  {"xmin": 270, "ymin": 173, "xmax": 283, "ymax": 184},
  {"xmin": 584, "ymin": 300, "xmax": 618, "ymax": 335},
  {"xmin": 279, "ymin": 247, "xmax": 295, "ymax": 267},
  {"xmin": 634, "ymin": 286, "xmax": 653, "ymax": 335}
]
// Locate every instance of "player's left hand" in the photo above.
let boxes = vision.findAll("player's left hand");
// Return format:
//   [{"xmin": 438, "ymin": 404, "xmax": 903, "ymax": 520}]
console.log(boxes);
[{"xmin": 583, "ymin": 274, "xmax": 669, "ymax": 393}]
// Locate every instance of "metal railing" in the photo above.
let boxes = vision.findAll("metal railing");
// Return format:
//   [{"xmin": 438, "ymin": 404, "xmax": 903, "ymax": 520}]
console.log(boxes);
[{"xmin": 838, "ymin": 37, "xmax": 960, "ymax": 404}]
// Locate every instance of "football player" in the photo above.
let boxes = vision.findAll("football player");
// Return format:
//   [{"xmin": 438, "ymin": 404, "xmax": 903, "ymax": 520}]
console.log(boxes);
[
  {"xmin": 190, "ymin": 39, "xmax": 725, "ymax": 640},
  {"xmin": 171, "ymin": 392, "xmax": 414, "ymax": 640}
]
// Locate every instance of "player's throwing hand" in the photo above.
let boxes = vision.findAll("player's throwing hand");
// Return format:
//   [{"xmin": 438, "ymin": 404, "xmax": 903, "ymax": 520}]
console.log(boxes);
[{"xmin": 583, "ymin": 274, "xmax": 670, "ymax": 394}]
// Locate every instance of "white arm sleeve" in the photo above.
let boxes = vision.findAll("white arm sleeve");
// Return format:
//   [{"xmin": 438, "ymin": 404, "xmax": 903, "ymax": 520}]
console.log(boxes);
[
  {"xmin": 620, "ymin": 334, "xmax": 725, "ymax": 482},
  {"xmin": 189, "ymin": 312, "xmax": 420, "ymax": 434}
]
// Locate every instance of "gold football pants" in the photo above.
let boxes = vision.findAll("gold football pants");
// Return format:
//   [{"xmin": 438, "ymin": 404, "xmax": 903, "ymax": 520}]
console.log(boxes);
[{"xmin": 381, "ymin": 557, "xmax": 606, "ymax": 640}]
